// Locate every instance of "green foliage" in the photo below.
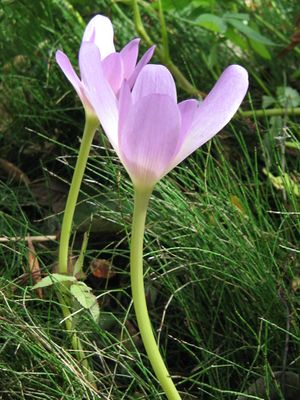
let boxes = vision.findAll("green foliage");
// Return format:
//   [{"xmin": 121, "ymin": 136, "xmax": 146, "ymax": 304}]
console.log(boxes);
[
  {"xmin": 263, "ymin": 168, "xmax": 300, "ymax": 197},
  {"xmin": 263, "ymin": 86, "xmax": 300, "ymax": 109},
  {"xmin": 70, "ymin": 281, "xmax": 97, "ymax": 310},
  {"xmin": 32, "ymin": 273, "xmax": 77, "ymax": 289},
  {"xmin": 155, "ymin": 3, "xmax": 276, "ymax": 63},
  {"xmin": 225, "ymin": 16, "xmax": 274, "ymax": 45},
  {"xmin": 195, "ymin": 13, "xmax": 227, "ymax": 33}
]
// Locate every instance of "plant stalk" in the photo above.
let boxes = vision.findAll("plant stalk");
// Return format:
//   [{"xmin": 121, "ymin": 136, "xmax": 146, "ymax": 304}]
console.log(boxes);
[
  {"xmin": 56, "ymin": 290, "xmax": 95, "ymax": 385},
  {"xmin": 58, "ymin": 114, "xmax": 98, "ymax": 275},
  {"xmin": 240, "ymin": 107, "xmax": 300, "ymax": 118},
  {"xmin": 158, "ymin": 0, "xmax": 170, "ymax": 62},
  {"xmin": 131, "ymin": 0, "xmax": 201, "ymax": 98},
  {"xmin": 130, "ymin": 186, "xmax": 181, "ymax": 400},
  {"xmin": 56, "ymin": 114, "xmax": 98, "ymax": 386}
]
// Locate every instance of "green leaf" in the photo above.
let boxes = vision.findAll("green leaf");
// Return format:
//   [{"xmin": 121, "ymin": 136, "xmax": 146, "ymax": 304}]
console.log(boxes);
[
  {"xmin": 227, "ymin": 19, "xmax": 275, "ymax": 45},
  {"xmin": 263, "ymin": 168, "xmax": 300, "ymax": 197},
  {"xmin": 225, "ymin": 27, "xmax": 249, "ymax": 51},
  {"xmin": 160, "ymin": 0, "xmax": 191, "ymax": 11},
  {"xmin": 285, "ymin": 141, "xmax": 300, "ymax": 151},
  {"xmin": 70, "ymin": 282, "xmax": 97, "ymax": 309},
  {"xmin": 262, "ymin": 95, "xmax": 275, "ymax": 109},
  {"xmin": 223, "ymin": 12, "xmax": 249, "ymax": 21},
  {"xmin": 89, "ymin": 301, "xmax": 100, "ymax": 323},
  {"xmin": 70, "ymin": 282, "xmax": 100, "ymax": 322},
  {"xmin": 248, "ymin": 22, "xmax": 272, "ymax": 59},
  {"xmin": 269, "ymin": 116, "xmax": 284, "ymax": 136},
  {"xmin": 249, "ymin": 38, "xmax": 272, "ymax": 59},
  {"xmin": 195, "ymin": 14, "xmax": 227, "ymax": 33},
  {"xmin": 276, "ymin": 86, "xmax": 300, "ymax": 107},
  {"xmin": 32, "ymin": 273, "xmax": 76, "ymax": 289},
  {"xmin": 160, "ymin": 0, "xmax": 213, "ymax": 11},
  {"xmin": 207, "ymin": 43, "xmax": 219, "ymax": 68}
]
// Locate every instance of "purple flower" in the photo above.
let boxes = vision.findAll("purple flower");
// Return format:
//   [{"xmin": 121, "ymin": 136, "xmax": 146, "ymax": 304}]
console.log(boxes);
[
  {"xmin": 55, "ymin": 15, "xmax": 155, "ymax": 117},
  {"xmin": 80, "ymin": 42, "xmax": 249, "ymax": 189}
]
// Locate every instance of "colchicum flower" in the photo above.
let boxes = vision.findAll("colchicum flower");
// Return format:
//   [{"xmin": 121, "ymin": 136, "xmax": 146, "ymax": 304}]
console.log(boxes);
[
  {"xmin": 55, "ymin": 16, "xmax": 249, "ymax": 399},
  {"xmin": 56, "ymin": 14, "xmax": 155, "ymax": 278},
  {"xmin": 79, "ymin": 42, "xmax": 249, "ymax": 188},
  {"xmin": 55, "ymin": 14, "xmax": 155, "ymax": 117}
]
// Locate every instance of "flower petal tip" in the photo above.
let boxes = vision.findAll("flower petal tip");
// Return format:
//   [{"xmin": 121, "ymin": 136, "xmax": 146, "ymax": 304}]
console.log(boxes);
[
  {"xmin": 82, "ymin": 14, "xmax": 115, "ymax": 59},
  {"xmin": 55, "ymin": 50, "xmax": 66, "ymax": 64},
  {"xmin": 226, "ymin": 64, "xmax": 249, "ymax": 85},
  {"xmin": 148, "ymin": 45, "xmax": 156, "ymax": 57}
]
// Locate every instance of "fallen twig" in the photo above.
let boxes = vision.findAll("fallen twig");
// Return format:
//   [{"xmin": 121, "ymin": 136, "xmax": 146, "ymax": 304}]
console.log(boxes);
[{"xmin": 0, "ymin": 235, "xmax": 57, "ymax": 243}]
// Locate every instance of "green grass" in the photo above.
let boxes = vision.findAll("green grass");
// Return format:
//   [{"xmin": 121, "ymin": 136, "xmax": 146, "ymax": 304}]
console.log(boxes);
[{"xmin": 0, "ymin": 0, "xmax": 300, "ymax": 399}]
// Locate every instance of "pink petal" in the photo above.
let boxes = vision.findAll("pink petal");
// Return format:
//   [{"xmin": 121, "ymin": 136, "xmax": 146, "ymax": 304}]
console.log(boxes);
[
  {"xmin": 120, "ymin": 38, "xmax": 140, "ymax": 80},
  {"xmin": 79, "ymin": 42, "xmax": 119, "ymax": 152},
  {"xmin": 82, "ymin": 15, "xmax": 115, "ymax": 59},
  {"xmin": 171, "ymin": 65, "xmax": 249, "ymax": 168},
  {"xmin": 102, "ymin": 52, "xmax": 124, "ymax": 94},
  {"xmin": 128, "ymin": 45, "xmax": 156, "ymax": 89},
  {"xmin": 131, "ymin": 64, "xmax": 177, "ymax": 104},
  {"xmin": 55, "ymin": 50, "xmax": 92, "ymax": 111},
  {"xmin": 55, "ymin": 50, "xmax": 81, "ymax": 96},
  {"xmin": 119, "ymin": 94, "xmax": 181, "ymax": 187},
  {"xmin": 178, "ymin": 99, "xmax": 200, "ymax": 137},
  {"xmin": 55, "ymin": 50, "xmax": 81, "ymax": 93},
  {"xmin": 118, "ymin": 81, "xmax": 133, "ymax": 134}
]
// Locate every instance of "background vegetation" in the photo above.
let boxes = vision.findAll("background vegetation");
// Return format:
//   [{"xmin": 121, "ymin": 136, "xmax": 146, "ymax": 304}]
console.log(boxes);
[{"xmin": 0, "ymin": 0, "xmax": 300, "ymax": 398}]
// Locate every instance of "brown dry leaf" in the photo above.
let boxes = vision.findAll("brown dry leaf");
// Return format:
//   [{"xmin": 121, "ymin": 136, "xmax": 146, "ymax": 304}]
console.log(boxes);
[
  {"xmin": 27, "ymin": 239, "xmax": 43, "ymax": 298},
  {"xmin": 0, "ymin": 158, "xmax": 30, "ymax": 185},
  {"xmin": 90, "ymin": 259, "xmax": 116, "ymax": 279}
]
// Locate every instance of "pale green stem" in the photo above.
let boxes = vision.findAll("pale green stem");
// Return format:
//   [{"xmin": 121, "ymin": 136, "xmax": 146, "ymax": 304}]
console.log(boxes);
[
  {"xmin": 58, "ymin": 114, "xmax": 98, "ymax": 274},
  {"xmin": 132, "ymin": 0, "xmax": 152, "ymax": 45},
  {"xmin": 130, "ymin": 186, "xmax": 181, "ymax": 400},
  {"xmin": 240, "ymin": 107, "xmax": 300, "ymax": 118},
  {"xmin": 57, "ymin": 290, "xmax": 95, "ymax": 384},
  {"xmin": 131, "ymin": 0, "xmax": 202, "ymax": 98},
  {"xmin": 56, "ymin": 114, "xmax": 98, "ymax": 386},
  {"xmin": 158, "ymin": 0, "xmax": 170, "ymax": 62}
]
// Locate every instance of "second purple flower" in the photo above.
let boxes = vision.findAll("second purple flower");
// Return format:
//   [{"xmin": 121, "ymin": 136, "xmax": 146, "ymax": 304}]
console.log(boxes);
[{"xmin": 55, "ymin": 14, "xmax": 155, "ymax": 117}]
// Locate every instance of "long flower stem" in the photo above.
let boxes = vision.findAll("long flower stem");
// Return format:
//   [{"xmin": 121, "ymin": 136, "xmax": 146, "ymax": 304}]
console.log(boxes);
[
  {"xmin": 130, "ymin": 186, "xmax": 181, "ymax": 400},
  {"xmin": 58, "ymin": 114, "xmax": 98, "ymax": 274},
  {"xmin": 57, "ymin": 290, "xmax": 95, "ymax": 385},
  {"xmin": 56, "ymin": 114, "xmax": 98, "ymax": 386}
]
